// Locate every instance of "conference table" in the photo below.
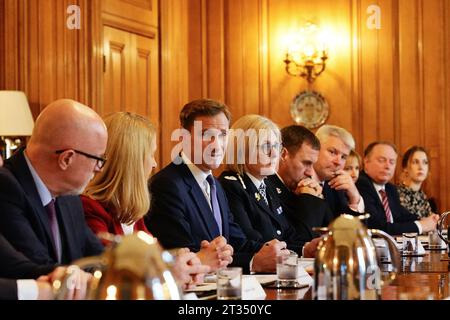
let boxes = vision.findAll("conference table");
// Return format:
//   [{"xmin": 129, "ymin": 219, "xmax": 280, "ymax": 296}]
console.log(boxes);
[{"xmin": 264, "ymin": 250, "xmax": 450, "ymax": 300}]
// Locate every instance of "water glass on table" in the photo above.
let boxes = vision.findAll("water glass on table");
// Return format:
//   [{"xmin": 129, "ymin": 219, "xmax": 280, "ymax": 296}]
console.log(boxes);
[
  {"xmin": 402, "ymin": 232, "xmax": 418, "ymax": 255},
  {"xmin": 428, "ymin": 230, "xmax": 443, "ymax": 249},
  {"xmin": 276, "ymin": 250, "xmax": 300, "ymax": 288},
  {"xmin": 216, "ymin": 267, "xmax": 242, "ymax": 300}
]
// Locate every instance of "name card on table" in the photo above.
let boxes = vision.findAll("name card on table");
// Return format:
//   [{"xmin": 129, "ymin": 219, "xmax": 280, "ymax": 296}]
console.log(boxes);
[
  {"xmin": 297, "ymin": 265, "xmax": 314, "ymax": 286},
  {"xmin": 242, "ymin": 275, "xmax": 266, "ymax": 300}
]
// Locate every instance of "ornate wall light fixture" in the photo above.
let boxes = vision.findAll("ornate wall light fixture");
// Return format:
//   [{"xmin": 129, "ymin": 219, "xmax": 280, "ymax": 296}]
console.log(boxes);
[
  {"xmin": 284, "ymin": 21, "xmax": 331, "ymax": 129},
  {"xmin": 283, "ymin": 21, "xmax": 329, "ymax": 84}
]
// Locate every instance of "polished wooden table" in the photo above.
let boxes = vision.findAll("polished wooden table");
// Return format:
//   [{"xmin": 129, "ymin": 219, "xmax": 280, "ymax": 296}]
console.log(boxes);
[{"xmin": 264, "ymin": 251, "xmax": 450, "ymax": 300}]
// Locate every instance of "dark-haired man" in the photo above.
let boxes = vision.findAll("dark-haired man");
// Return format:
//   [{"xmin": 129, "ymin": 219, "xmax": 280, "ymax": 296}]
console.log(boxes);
[
  {"xmin": 268, "ymin": 125, "xmax": 332, "ymax": 240},
  {"xmin": 146, "ymin": 99, "xmax": 315, "ymax": 273}
]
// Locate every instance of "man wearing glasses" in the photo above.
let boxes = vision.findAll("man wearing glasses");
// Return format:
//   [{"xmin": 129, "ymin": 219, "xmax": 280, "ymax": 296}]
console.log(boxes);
[{"xmin": 0, "ymin": 99, "xmax": 106, "ymax": 266}]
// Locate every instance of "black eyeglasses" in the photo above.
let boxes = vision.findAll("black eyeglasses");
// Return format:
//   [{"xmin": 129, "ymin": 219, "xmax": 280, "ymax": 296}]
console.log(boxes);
[{"xmin": 55, "ymin": 149, "xmax": 107, "ymax": 169}]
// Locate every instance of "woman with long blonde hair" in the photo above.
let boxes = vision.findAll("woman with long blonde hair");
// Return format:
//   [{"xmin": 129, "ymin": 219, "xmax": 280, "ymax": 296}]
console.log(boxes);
[{"xmin": 82, "ymin": 112, "xmax": 156, "ymax": 235}]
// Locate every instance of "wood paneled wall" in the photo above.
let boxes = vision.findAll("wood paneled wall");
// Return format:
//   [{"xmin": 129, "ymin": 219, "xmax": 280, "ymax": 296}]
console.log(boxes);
[
  {"xmin": 0, "ymin": 0, "xmax": 161, "ymax": 163},
  {"xmin": 161, "ymin": 0, "xmax": 450, "ymax": 211},
  {"xmin": 1, "ymin": 0, "xmax": 450, "ymax": 210},
  {"xmin": 0, "ymin": 0, "xmax": 93, "ymax": 119}
]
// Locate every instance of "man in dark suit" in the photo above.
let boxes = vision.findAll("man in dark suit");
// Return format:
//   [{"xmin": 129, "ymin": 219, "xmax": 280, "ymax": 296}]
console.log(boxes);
[
  {"xmin": 313, "ymin": 125, "xmax": 365, "ymax": 217},
  {"xmin": 0, "ymin": 99, "xmax": 105, "ymax": 265},
  {"xmin": 0, "ymin": 153, "xmax": 90, "ymax": 300},
  {"xmin": 356, "ymin": 141, "xmax": 439, "ymax": 235},
  {"xmin": 267, "ymin": 125, "xmax": 333, "ymax": 239},
  {"xmin": 146, "ymin": 99, "xmax": 291, "ymax": 273}
]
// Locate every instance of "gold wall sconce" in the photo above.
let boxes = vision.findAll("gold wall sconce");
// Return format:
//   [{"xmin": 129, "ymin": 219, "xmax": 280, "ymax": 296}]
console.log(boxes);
[{"xmin": 283, "ymin": 21, "xmax": 329, "ymax": 84}]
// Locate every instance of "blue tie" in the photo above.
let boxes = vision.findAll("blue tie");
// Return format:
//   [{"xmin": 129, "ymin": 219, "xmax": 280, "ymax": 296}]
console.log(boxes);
[{"xmin": 206, "ymin": 175, "xmax": 223, "ymax": 235}]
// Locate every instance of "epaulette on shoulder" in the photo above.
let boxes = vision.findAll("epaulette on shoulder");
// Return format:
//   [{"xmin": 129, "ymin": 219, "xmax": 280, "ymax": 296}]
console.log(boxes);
[
  {"xmin": 222, "ymin": 173, "xmax": 247, "ymax": 189},
  {"xmin": 223, "ymin": 175, "xmax": 238, "ymax": 181}
]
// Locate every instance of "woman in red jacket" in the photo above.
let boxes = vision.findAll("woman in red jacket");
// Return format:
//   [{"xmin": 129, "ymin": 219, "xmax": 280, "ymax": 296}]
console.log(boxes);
[{"xmin": 81, "ymin": 112, "xmax": 209, "ymax": 289}]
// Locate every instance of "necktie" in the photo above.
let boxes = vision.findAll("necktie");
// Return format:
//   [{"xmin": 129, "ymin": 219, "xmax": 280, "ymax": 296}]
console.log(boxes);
[
  {"xmin": 45, "ymin": 199, "xmax": 62, "ymax": 262},
  {"xmin": 206, "ymin": 175, "xmax": 223, "ymax": 235},
  {"xmin": 379, "ymin": 189, "xmax": 393, "ymax": 223},
  {"xmin": 258, "ymin": 181, "xmax": 269, "ymax": 206}
]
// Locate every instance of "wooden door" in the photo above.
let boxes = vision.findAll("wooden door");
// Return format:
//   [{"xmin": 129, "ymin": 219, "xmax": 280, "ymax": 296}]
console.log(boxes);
[
  {"xmin": 103, "ymin": 25, "xmax": 159, "ymax": 120},
  {"xmin": 103, "ymin": 25, "xmax": 160, "ymax": 164}
]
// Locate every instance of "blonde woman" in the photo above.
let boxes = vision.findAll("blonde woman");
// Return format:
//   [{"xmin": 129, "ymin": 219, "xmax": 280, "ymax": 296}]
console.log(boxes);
[
  {"xmin": 82, "ymin": 112, "xmax": 156, "ymax": 237},
  {"xmin": 219, "ymin": 114, "xmax": 313, "ymax": 256},
  {"xmin": 344, "ymin": 150, "xmax": 362, "ymax": 183},
  {"xmin": 81, "ymin": 112, "xmax": 209, "ymax": 289}
]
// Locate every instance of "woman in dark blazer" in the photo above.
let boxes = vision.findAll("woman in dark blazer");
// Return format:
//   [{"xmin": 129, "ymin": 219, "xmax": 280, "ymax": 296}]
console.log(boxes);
[{"xmin": 219, "ymin": 115, "xmax": 308, "ymax": 255}]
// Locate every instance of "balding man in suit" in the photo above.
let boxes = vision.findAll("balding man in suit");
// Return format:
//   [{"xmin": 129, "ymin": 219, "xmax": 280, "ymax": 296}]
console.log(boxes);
[
  {"xmin": 0, "ymin": 99, "xmax": 105, "ymax": 265},
  {"xmin": 356, "ymin": 141, "xmax": 439, "ymax": 235},
  {"xmin": 0, "ymin": 153, "xmax": 90, "ymax": 300}
]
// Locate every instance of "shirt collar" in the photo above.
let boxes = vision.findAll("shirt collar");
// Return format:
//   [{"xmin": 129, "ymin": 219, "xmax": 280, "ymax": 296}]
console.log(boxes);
[
  {"xmin": 181, "ymin": 152, "xmax": 211, "ymax": 186},
  {"xmin": 24, "ymin": 152, "xmax": 53, "ymax": 206},
  {"xmin": 246, "ymin": 172, "xmax": 264, "ymax": 189},
  {"xmin": 372, "ymin": 182, "xmax": 385, "ymax": 193}
]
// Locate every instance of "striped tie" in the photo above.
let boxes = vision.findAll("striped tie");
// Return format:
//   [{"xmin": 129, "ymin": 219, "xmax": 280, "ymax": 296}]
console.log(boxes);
[
  {"xmin": 379, "ymin": 189, "xmax": 393, "ymax": 223},
  {"xmin": 258, "ymin": 181, "xmax": 269, "ymax": 206}
]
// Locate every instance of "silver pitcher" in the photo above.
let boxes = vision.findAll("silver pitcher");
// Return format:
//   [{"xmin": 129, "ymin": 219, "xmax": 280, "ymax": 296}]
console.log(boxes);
[
  {"xmin": 314, "ymin": 214, "xmax": 400, "ymax": 300},
  {"xmin": 437, "ymin": 211, "xmax": 450, "ymax": 257},
  {"xmin": 53, "ymin": 231, "xmax": 183, "ymax": 300}
]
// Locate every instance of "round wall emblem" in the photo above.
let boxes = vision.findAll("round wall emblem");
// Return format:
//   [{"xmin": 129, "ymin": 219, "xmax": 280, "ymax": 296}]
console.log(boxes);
[{"xmin": 290, "ymin": 90, "xmax": 329, "ymax": 129}]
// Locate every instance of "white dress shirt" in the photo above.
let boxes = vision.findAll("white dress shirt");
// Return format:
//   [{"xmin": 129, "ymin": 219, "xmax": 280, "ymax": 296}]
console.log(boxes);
[
  {"xmin": 121, "ymin": 222, "xmax": 135, "ymax": 235},
  {"xmin": 246, "ymin": 172, "xmax": 263, "ymax": 190},
  {"xmin": 17, "ymin": 279, "xmax": 39, "ymax": 300},
  {"xmin": 181, "ymin": 152, "xmax": 213, "ymax": 207}
]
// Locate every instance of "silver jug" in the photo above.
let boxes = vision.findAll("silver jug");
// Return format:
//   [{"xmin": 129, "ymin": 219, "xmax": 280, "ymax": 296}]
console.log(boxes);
[
  {"xmin": 54, "ymin": 231, "xmax": 183, "ymax": 300},
  {"xmin": 314, "ymin": 214, "xmax": 400, "ymax": 300},
  {"xmin": 437, "ymin": 211, "xmax": 450, "ymax": 257}
]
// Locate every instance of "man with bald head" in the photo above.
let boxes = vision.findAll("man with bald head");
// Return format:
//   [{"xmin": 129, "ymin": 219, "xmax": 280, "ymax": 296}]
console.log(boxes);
[{"xmin": 0, "ymin": 99, "xmax": 106, "ymax": 265}]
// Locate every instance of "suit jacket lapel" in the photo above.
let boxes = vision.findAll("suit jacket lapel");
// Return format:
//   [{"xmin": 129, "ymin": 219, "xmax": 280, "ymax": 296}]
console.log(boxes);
[
  {"xmin": 361, "ymin": 172, "xmax": 386, "ymax": 216},
  {"xmin": 322, "ymin": 183, "xmax": 331, "ymax": 202},
  {"xmin": 179, "ymin": 163, "xmax": 220, "ymax": 239},
  {"xmin": 7, "ymin": 149, "xmax": 58, "ymax": 259},
  {"xmin": 268, "ymin": 174, "xmax": 292, "ymax": 200},
  {"xmin": 215, "ymin": 183, "xmax": 230, "ymax": 239}
]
